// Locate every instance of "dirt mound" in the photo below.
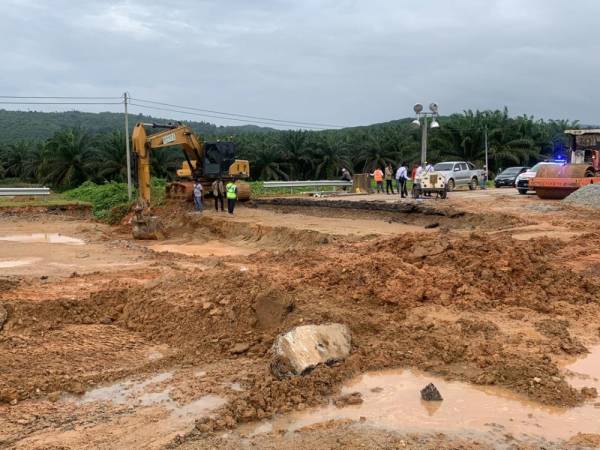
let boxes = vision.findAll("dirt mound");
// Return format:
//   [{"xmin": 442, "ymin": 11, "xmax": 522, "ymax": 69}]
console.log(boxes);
[
  {"xmin": 254, "ymin": 287, "xmax": 294, "ymax": 329},
  {"xmin": 563, "ymin": 184, "xmax": 600, "ymax": 209}
]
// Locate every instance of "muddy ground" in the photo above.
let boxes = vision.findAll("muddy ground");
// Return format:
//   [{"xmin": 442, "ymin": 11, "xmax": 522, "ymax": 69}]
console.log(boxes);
[{"xmin": 1, "ymin": 189, "xmax": 600, "ymax": 449}]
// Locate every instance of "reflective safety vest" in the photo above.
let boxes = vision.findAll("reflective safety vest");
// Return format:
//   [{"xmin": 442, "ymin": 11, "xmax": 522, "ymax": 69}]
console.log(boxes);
[{"xmin": 226, "ymin": 182, "xmax": 237, "ymax": 199}]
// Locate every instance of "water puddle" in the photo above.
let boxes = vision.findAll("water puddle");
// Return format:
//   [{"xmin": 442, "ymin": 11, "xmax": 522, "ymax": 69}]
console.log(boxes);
[
  {"xmin": 151, "ymin": 240, "xmax": 255, "ymax": 257},
  {"xmin": 244, "ymin": 369, "xmax": 600, "ymax": 441},
  {"xmin": 564, "ymin": 345, "xmax": 600, "ymax": 390},
  {"xmin": 512, "ymin": 230, "xmax": 580, "ymax": 241},
  {"xmin": 0, "ymin": 233, "xmax": 84, "ymax": 245},
  {"xmin": 74, "ymin": 371, "xmax": 225, "ymax": 425},
  {"xmin": 78, "ymin": 372, "xmax": 174, "ymax": 405},
  {"xmin": 0, "ymin": 257, "xmax": 42, "ymax": 268}
]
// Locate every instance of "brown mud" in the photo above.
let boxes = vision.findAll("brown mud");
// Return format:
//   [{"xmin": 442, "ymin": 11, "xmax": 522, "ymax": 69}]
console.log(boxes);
[{"xmin": 2, "ymin": 192, "xmax": 600, "ymax": 449}]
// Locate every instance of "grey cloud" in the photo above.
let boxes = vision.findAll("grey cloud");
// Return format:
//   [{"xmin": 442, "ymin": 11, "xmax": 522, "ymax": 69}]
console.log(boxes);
[{"xmin": 1, "ymin": 0, "xmax": 598, "ymax": 127}]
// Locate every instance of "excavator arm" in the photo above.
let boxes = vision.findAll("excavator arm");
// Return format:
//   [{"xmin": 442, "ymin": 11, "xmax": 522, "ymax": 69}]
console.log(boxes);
[
  {"xmin": 132, "ymin": 122, "xmax": 202, "ymax": 207},
  {"xmin": 130, "ymin": 121, "xmax": 250, "ymax": 239}
]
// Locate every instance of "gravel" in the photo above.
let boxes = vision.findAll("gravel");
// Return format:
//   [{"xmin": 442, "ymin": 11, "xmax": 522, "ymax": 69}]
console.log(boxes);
[{"xmin": 562, "ymin": 184, "xmax": 600, "ymax": 209}]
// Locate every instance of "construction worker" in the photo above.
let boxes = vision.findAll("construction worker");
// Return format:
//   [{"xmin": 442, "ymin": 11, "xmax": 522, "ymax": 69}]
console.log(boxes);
[
  {"xmin": 192, "ymin": 180, "xmax": 203, "ymax": 212},
  {"xmin": 341, "ymin": 168, "xmax": 352, "ymax": 191},
  {"xmin": 226, "ymin": 179, "xmax": 238, "ymax": 215},
  {"xmin": 371, "ymin": 167, "xmax": 384, "ymax": 193},
  {"xmin": 211, "ymin": 178, "xmax": 225, "ymax": 212},
  {"xmin": 396, "ymin": 161, "xmax": 409, "ymax": 198},
  {"xmin": 384, "ymin": 164, "xmax": 395, "ymax": 194}
]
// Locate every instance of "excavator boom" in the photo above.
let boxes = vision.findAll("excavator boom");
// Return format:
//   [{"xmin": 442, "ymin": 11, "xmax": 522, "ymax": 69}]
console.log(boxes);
[{"xmin": 131, "ymin": 122, "xmax": 250, "ymax": 239}]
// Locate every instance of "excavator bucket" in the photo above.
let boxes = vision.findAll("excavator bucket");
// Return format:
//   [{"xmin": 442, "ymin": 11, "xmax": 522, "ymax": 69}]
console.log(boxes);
[
  {"xmin": 531, "ymin": 164, "xmax": 595, "ymax": 199},
  {"xmin": 166, "ymin": 181, "xmax": 194, "ymax": 201},
  {"xmin": 132, "ymin": 207, "xmax": 165, "ymax": 240}
]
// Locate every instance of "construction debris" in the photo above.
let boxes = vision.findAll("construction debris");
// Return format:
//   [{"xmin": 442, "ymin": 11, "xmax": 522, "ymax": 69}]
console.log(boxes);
[
  {"xmin": 562, "ymin": 184, "xmax": 600, "ymax": 209},
  {"xmin": 270, "ymin": 323, "xmax": 352, "ymax": 379},
  {"xmin": 420, "ymin": 383, "xmax": 443, "ymax": 401}
]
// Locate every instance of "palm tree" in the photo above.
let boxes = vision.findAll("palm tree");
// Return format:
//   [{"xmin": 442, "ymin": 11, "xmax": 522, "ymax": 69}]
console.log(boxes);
[
  {"xmin": 311, "ymin": 133, "xmax": 352, "ymax": 179},
  {"xmin": 90, "ymin": 130, "xmax": 128, "ymax": 182},
  {"xmin": 254, "ymin": 147, "xmax": 290, "ymax": 180},
  {"xmin": 355, "ymin": 129, "xmax": 398, "ymax": 172},
  {"xmin": 2, "ymin": 141, "xmax": 32, "ymax": 178},
  {"xmin": 41, "ymin": 128, "xmax": 96, "ymax": 189}
]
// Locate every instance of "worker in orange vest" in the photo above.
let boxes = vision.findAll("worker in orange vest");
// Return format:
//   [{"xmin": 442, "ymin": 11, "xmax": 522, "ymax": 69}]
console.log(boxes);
[{"xmin": 371, "ymin": 167, "xmax": 384, "ymax": 193}]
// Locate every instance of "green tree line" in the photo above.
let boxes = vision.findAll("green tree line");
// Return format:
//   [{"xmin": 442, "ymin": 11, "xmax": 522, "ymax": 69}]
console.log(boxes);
[{"xmin": 0, "ymin": 108, "xmax": 579, "ymax": 189}]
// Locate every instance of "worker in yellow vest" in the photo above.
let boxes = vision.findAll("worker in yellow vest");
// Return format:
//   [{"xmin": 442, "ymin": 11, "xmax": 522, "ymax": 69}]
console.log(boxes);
[{"xmin": 226, "ymin": 179, "xmax": 238, "ymax": 215}]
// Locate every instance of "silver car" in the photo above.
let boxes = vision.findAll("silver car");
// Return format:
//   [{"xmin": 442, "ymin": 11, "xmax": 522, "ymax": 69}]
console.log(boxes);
[{"xmin": 432, "ymin": 161, "xmax": 486, "ymax": 191}]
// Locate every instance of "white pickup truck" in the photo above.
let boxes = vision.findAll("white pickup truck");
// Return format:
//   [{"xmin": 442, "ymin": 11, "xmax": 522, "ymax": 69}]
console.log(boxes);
[{"xmin": 432, "ymin": 161, "xmax": 486, "ymax": 191}]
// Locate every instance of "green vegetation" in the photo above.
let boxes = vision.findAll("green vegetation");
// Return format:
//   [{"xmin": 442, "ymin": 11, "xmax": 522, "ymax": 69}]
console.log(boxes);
[
  {"xmin": 0, "ymin": 194, "xmax": 88, "ymax": 209},
  {"xmin": 62, "ymin": 179, "xmax": 167, "ymax": 223},
  {"xmin": 0, "ymin": 108, "xmax": 582, "ymax": 193},
  {"xmin": 63, "ymin": 181, "xmax": 130, "ymax": 222}
]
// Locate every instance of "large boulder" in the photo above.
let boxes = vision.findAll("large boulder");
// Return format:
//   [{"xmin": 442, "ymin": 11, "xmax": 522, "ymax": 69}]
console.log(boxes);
[{"xmin": 271, "ymin": 323, "xmax": 352, "ymax": 379}]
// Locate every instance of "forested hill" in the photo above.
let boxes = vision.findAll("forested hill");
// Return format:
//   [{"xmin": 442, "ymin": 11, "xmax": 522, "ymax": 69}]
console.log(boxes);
[{"xmin": 0, "ymin": 109, "xmax": 275, "ymax": 144}]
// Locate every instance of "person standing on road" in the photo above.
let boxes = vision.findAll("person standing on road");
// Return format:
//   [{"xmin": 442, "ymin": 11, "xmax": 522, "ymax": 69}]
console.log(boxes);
[
  {"xmin": 415, "ymin": 163, "xmax": 424, "ymax": 179},
  {"xmin": 211, "ymin": 178, "xmax": 225, "ymax": 212},
  {"xmin": 341, "ymin": 168, "xmax": 352, "ymax": 191},
  {"xmin": 481, "ymin": 165, "xmax": 488, "ymax": 190},
  {"xmin": 226, "ymin": 179, "xmax": 238, "ymax": 214},
  {"xmin": 371, "ymin": 167, "xmax": 384, "ymax": 193},
  {"xmin": 425, "ymin": 161, "xmax": 434, "ymax": 173},
  {"xmin": 193, "ymin": 180, "xmax": 203, "ymax": 212},
  {"xmin": 384, "ymin": 164, "xmax": 395, "ymax": 194},
  {"xmin": 396, "ymin": 161, "xmax": 409, "ymax": 198}
]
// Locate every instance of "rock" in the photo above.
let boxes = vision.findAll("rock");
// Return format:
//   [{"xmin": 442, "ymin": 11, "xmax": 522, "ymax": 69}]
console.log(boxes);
[
  {"xmin": 0, "ymin": 304, "xmax": 7, "ymax": 331},
  {"xmin": 270, "ymin": 323, "xmax": 352, "ymax": 379},
  {"xmin": 424, "ymin": 222, "xmax": 440, "ymax": 229},
  {"xmin": 420, "ymin": 383, "xmax": 443, "ymax": 401},
  {"xmin": 230, "ymin": 343, "xmax": 250, "ymax": 355},
  {"xmin": 334, "ymin": 392, "xmax": 363, "ymax": 407}
]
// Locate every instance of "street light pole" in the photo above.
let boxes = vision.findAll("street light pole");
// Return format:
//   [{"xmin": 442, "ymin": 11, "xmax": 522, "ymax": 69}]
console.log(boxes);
[
  {"xmin": 420, "ymin": 116, "xmax": 428, "ymax": 166},
  {"xmin": 412, "ymin": 103, "xmax": 439, "ymax": 166}
]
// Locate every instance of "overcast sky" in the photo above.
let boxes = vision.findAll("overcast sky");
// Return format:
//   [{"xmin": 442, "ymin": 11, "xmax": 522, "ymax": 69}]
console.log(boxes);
[{"xmin": 1, "ymin": 0, "xmax": 598, "ymax": 128}]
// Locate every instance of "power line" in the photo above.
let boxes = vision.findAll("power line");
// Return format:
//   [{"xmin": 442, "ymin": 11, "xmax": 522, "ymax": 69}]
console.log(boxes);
[
  {"xmin": 131, "ymin": 97, "xmax": 343, "ymax": 129},
  {"xmin": 0, "ymin": 95, "xmax": 122, "ymax": 100},
  {"xmin": 0, "ymin": 101, "xmax": 122, "ymax": 105},
  {"xmin": 127, "ymin": 102, "xmax": 332, "ymax": 130}
]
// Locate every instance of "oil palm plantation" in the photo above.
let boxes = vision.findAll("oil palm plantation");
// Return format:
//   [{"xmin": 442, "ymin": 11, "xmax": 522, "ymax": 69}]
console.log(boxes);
[{"xmin": 41, "ymin": 128, "xmax": 96, "ymax": 189}]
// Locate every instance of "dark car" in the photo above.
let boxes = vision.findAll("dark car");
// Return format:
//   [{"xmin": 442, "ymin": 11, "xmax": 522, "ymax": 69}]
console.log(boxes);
[{"xmin": 494, "ymin": 166, "xmax": 529, "ymax": 188}]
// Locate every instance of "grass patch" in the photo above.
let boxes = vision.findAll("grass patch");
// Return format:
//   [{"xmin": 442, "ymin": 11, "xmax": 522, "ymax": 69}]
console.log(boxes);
[
  {"xmin": 0, "ymin": 194, "xmax": 88, "ymax": 209},
  {"xmin": 63, "ymin": 179, "xmax": 167, "ymax": 224}
]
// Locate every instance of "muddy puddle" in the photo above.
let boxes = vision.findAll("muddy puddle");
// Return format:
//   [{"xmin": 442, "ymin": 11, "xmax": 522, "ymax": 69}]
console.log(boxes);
[
  {"xmin": 244, "ymin": 362, "xmax": 600, "ymax": 442},
  {"xmin": 72, "ymin": 371, "xmax": 226, "ymax": 424},
  {"xmin": 565, "ymin": 345, "xmax": 600, "ymax": 390},
  {"xmin": 0, "ymin": 257, "xmax": 42, "ymax": 268},
  {"xmin": 150, "ymin": 240, "xmax": 255, "ymax": 257},
  {"xmin": 0, "ymin": 233, "xmax": 84, "ymax": 245}
]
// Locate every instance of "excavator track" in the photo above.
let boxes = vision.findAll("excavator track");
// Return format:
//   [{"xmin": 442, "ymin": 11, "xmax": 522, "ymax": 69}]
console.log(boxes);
[{"xmin": 166, "ymin": 180, "xmax": 251, "ymax": 202}]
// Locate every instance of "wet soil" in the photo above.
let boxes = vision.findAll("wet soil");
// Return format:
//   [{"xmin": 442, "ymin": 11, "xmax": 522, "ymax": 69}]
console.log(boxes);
[{"xmin": 2, "ymin": 190, "xmax": 600, "ymax": 449}]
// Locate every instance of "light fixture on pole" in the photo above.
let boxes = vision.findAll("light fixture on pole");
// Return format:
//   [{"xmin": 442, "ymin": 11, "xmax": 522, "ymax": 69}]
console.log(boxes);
[{"xmin": 411, "ymin": 102, "xmax": 440, "ymax": 166}]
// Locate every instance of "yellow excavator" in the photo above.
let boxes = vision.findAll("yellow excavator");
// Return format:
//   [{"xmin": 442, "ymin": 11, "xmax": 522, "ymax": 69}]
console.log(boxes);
[{"xmin": 131, "ymin": 122, "xmax": 250, "ymax": 239}]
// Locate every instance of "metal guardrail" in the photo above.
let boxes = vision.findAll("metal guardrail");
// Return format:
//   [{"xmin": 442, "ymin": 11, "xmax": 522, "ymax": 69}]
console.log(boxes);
[
  {"xmin": 262, "ymin": 180, "xmax": 352, "ymax": 188},
  {"xmin": 0, "ymin": 187, "xmax": 51, "ymax": 196}
]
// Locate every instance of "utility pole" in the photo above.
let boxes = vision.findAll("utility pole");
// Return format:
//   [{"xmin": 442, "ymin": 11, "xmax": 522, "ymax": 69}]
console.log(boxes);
[
  {"xmin": 484, "ymin": 125, "xmax": 489, "ymax": 177},
  {"xmin": 123, "ymin": 92, "xmax": 132, "ymax": 200},
  {"xmin": 420, "ymin": 116, "xmax": 428, "ymax": 166}
]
